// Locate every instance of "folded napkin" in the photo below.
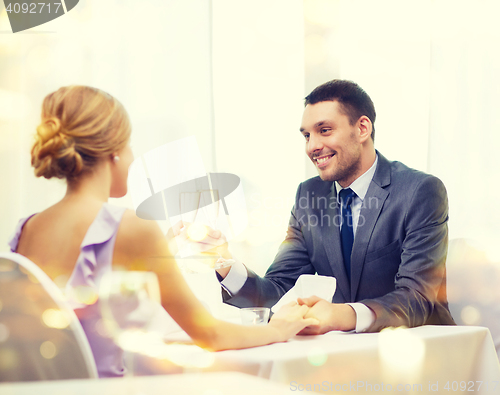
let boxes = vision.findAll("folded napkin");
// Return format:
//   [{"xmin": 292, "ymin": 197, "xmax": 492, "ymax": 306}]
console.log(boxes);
[{"xmin": 271, "ymin": 274, "xmax": 336, "ymax": 313}]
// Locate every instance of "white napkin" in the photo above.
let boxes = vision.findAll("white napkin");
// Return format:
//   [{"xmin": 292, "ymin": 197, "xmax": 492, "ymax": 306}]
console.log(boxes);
[{"xmin": 271, "ymin": 274, "xmax": 336, "ymax": 313}]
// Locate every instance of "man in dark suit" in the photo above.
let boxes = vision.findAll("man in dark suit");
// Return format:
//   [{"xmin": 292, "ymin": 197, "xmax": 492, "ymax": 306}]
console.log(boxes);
[{"xmin": 213, "ymin": 79, "xmax": 455, "ymax": 333}]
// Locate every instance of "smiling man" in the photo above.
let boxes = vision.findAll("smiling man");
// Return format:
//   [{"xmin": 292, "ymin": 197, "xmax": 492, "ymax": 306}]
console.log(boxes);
[{"xmin": 215, "ymin": 79, "xmax": 455, "ymax": 333}]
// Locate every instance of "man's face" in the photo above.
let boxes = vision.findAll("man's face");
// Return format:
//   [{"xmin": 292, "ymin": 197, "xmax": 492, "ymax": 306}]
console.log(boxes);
[{"xmin": 300, "ymin": 100, "xmax": 362, "ymax": 186}]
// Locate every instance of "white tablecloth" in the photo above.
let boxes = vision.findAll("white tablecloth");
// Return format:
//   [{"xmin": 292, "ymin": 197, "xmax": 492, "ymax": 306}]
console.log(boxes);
[
  {"xmin": 161, "ymin": 325, "xmax": 500, "ymax": 394},
  {"xmin": 0, "ymin": 372, "xmax": 292, "ymax": 395},
  {"xmin": 2, "ymin": 326, "xmax": 499, "ymax": 394}
]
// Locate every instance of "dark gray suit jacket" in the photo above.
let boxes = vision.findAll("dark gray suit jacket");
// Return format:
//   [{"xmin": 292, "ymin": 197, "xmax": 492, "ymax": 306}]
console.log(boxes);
[{"xmin": 222, "ymin": 152, "xmax": 455, "ymax": 331}]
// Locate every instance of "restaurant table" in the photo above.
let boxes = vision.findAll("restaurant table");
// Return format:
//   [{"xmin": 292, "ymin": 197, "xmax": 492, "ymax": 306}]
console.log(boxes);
[
  {"xmin": 0, "ymin": 371, "xmax": 292, "ymax": 395},
  {"xmin": 159, "ymin": 325, "xmax": 500, "ymax": 394},
  {"xmin": 1, "ymin": 326, "xmax": 499, "ymax": 394}
]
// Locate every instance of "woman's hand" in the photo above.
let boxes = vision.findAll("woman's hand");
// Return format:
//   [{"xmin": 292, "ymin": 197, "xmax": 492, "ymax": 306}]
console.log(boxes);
[
  {"xmin": 167, "ymin": 221, "xmax": 233, "ymax": 271},
  {"xmin": 165, "ymin": 220, "xmax": 185, "ymax": 255},
  {"xmin": 268, "ymin": 302, "xmax": 320, "ymax": 341}
]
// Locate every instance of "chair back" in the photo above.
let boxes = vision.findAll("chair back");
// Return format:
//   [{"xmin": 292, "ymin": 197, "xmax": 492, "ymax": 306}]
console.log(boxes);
[{"xmin": 0, "ymin": 252, "xmax": 98, "ymax": 381}]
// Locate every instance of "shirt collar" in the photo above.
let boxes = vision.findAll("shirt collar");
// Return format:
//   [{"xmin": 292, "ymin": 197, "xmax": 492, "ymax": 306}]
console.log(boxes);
[{"xmin": 334, "ymin": 154, "xmax": 378, "ymax": 201}]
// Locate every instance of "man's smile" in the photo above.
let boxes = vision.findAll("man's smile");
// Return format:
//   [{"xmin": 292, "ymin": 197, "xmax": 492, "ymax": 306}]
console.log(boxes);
[{"xmin": 313, "ymin": 153, "xmax": 335, "ymax": 168}]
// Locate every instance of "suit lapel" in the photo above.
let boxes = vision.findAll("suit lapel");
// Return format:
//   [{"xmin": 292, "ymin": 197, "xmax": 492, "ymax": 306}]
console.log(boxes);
[
  {"xmin": 350, "ymin": 152, "xmax": 391, "ymax": 301},
  {"xmin": 321, "ymin": 186, "xmax": 351, "ymax": 302}
]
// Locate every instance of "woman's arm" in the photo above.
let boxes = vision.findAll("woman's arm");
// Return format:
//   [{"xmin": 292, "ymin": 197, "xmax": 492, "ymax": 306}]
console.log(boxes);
[{"xmin": 113, "ymin": 211, "xmax": 316, "ymax": 351}]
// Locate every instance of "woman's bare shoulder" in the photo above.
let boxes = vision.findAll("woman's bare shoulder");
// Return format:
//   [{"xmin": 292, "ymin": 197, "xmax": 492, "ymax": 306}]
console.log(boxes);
[{"xmin": 114, "ymin": 209, "xmax": 170, "ymax": 264}]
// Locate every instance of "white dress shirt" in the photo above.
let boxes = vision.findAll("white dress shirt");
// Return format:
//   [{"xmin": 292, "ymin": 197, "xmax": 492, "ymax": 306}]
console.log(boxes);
[{"xmin": 221, "ymin": 155, "xmax": 379, "ymax": 333}]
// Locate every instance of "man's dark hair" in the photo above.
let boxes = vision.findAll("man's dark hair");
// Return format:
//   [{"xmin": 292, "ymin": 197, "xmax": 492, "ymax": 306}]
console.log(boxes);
[{"xmin": 304, "ymin": 80, "xmax": 376, "ymax": 141}]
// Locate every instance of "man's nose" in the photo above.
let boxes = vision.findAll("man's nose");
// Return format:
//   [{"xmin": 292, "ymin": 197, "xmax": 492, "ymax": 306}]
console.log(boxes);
[{"xmin": 307, "ymin": 133, "xmax": 323, "ymax": 154}]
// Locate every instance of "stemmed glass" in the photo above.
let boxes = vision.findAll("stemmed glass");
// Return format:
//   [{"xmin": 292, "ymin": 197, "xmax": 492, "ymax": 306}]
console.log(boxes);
[
  {"xmin": 99, "ymin": 271, "xmax": 162, "ymax": 376},
  {"xmin": 180, "ymin": 190, "xmax": 220, "ymax": 228},
  {"xmin": 178, "ymin": 190, "xmax": 221, "ymax": 271}
]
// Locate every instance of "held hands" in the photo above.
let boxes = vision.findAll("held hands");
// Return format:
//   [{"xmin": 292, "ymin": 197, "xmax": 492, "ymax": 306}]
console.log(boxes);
[
  {"xmin": 268, "ymin": 301, "xmax": 320, "ymax": 341},
  {"xmin": 296, "ymin": 296, "xmax": 356, "ymax": 335}
]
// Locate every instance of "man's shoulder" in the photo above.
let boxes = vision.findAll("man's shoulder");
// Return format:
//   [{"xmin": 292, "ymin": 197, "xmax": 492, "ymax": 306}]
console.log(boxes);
[
  {"xmin": 379, "ymin": 154, "xmax": 444, "ymax": 189},
  {"xmin": 378, "ymin": 156, "xmax": 447, "ymax": 208},
  {"xmin": 390, "ymin": 160, "xmax": 430, "ymax": 181}
]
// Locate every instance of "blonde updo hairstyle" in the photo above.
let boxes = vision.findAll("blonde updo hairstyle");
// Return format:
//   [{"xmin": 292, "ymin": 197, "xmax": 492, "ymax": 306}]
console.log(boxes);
[{"xmin": 31, "ymin": 86, "xmax": 131, "ymax": 180}]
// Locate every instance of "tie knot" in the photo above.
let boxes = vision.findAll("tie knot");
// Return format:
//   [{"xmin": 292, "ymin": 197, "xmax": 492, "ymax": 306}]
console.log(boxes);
[{"xmin": 339, "ymin": 188, "xmax": 356, "ymax": 207}]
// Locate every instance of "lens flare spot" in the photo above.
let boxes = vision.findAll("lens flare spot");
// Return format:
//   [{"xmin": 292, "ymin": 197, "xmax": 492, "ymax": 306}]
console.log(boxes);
[
  {"xmin": 0, "ymin": 323, "xmax": 9, "ymax": 342},
  {"xmin": 42, "ymin": 309, "xmax": 71, "ymax": 329},
  {"xmin": 73, "ymin": 286, "xmax": 99, "ymax": 305},
  {"xmin": 461, "ymin": 305, "xmax": 481, "ymax": 325},
  {"xmin": 307, "ymin": 346, "xmax": 328, "ymax": 366},
  {"xmin": 114, "ymin": 330, "xmax": 216, "ymax": 368},
  {"xmin": 95, "ymin": 319, "xmax": 112, "ymax": 338},
  {"xmin": 187, "ymin": 223, "xmax": 208, "ymax": 241},
  {"xmin": 379, "ymin": 326, "xmax": 425, "ymax": 379},
  {"xmin": 0, "ymin": 348, "xmax": 19, "ymax": 370},
  {"xmin": 162, "ymin": 344, "xmax": 215, "ymax": 368},
  {"xmin": 40, "ymin": 341, "xmax": 57, "ymax": 359}
]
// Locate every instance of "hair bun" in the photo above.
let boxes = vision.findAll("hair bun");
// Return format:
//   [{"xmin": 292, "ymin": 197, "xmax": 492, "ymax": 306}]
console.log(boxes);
[
  {"xmin": 32, "ymin": 118, "xmax": 83, "ymax": 179},
  {"xmin": 37, "ymin": 117, "xmax": 62, "ymax": 143}
]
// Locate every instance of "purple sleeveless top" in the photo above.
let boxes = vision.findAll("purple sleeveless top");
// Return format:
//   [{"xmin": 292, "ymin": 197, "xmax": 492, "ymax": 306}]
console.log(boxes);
[{"xmin": 9, "ymin": 203, "xmax": 127, "ymax": 378}]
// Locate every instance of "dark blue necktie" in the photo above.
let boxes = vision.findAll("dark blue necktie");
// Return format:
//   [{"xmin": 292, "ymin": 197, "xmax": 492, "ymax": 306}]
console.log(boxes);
[{"xmin": 339, "ymin": 188, "xmax": 356, "ymax": 281}]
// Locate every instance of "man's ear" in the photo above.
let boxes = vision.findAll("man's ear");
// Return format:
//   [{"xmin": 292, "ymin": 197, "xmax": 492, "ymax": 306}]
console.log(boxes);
[{"xmin": 357, "ymin": 116, "xmax": 373, "ymax": 143}]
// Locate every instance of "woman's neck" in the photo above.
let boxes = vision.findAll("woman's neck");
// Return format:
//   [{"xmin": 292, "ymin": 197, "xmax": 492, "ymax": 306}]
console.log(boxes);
[{"xmin": 64, "ymin": 163, "xmax": 111, "ymax": 203}]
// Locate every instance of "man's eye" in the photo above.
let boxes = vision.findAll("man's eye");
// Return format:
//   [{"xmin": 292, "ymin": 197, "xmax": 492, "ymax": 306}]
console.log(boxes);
[
  {"xmin": 320, "ymin": 128, "xmax": 330, "ymax": 133},
  {"xmin": 303, "ymin": 134, "xmax": 310, "ymax": 141}
]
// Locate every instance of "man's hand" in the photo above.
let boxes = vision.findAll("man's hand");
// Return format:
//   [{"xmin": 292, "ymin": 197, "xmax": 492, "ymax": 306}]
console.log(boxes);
[
  {"xmin": 269, "ymin": 302, "xmax": 320, "ymax": 341},
  {"xmin": 168, "ymin": 222, "xmax": 234, "ymax": 277},
  {"xmin": 296, "ymin": 296, "xmax": 356, "ymax": 335}
]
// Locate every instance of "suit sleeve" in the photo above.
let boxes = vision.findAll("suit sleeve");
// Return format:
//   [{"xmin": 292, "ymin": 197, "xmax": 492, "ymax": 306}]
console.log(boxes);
[
  {"xmin": 361, "ymin": 175, "xmax": 453, "ymax": 331},
  {"xmin": 222, "ymin": 183, "xmax": 316, "ymax": 308}
]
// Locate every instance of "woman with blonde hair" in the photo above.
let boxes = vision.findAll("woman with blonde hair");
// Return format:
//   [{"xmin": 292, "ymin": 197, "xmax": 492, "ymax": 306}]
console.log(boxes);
[{"xmin": 9, "ymin": 86, "xmax": 316, "ymax": 377}]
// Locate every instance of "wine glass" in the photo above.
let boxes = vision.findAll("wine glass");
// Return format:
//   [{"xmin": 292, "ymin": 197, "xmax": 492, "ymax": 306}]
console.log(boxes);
[
  {"xmin": 199, "ymin": 189, "xmax": 220, "ymax": 230},
  {"xmin": 99, "ymin": 271, "xmax": 162, "ymax": 376},
  {"xmin": 179, "ymin": 190, "xmax": 220, "ymax": 229},
  {"xmin": 179, "ymin": 191, "xmax": 201, "ymax": 225},
  {"xmin": 178, "ymin": 190, "xmax": 220, "ymax": 271}
]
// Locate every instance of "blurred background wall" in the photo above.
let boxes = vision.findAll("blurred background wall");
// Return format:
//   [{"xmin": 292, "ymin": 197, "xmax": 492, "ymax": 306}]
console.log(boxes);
[{"xmin": 1, "ymin": 1, "xmax": 500, "ymax": 349}]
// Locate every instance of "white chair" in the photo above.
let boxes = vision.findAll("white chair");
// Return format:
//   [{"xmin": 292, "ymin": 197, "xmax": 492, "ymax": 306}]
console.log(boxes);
[{"xmin": 0, "ymin": 252, "xmax": 98, "ymax": 381}]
